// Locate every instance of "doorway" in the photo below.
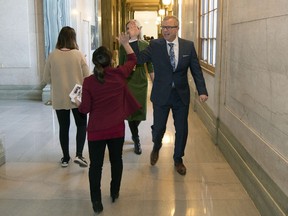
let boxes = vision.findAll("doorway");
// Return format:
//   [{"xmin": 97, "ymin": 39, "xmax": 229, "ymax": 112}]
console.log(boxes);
[{"xmin": 134, "ymin": 11, "xmax": 158, "ymax": 39}]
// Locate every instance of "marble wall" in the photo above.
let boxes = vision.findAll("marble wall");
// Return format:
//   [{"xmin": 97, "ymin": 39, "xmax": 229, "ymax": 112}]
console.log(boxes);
[
  {"xmin": 218, "ymin": 0, "xmax": 288, "ymax": 214},
  {"xmin": 222, "ymin": 0, "xmax": 288, "ymax": 196},
  {"xmin": 0, "ymin": 0, "xmax": 40, "ymax": 86},
  {"xmin": 180, "ymin": 0, "xmax": 288, "ymax": 214},
  {"xmin": 0, "ymin": 0, "xmax": 287, "ymax": 213},
  {"xmin": 0, "ymin": 0, "xmax": 99, "ymax": 100}
]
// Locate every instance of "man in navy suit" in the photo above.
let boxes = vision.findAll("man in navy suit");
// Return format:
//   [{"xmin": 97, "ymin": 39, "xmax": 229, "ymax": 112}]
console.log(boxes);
[{"xmin": 131, "ymin": 16, "xmax": 208, "ymax": 175}]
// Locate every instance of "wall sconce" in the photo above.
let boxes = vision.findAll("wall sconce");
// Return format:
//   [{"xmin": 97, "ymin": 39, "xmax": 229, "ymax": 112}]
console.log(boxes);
[
  {"xmin": 161, "ymin": 0, "xmax": 172, "ymax": 16},
  {"xmin": 158, "ymin": 9, "xmax": 165, "ymax": 16}
]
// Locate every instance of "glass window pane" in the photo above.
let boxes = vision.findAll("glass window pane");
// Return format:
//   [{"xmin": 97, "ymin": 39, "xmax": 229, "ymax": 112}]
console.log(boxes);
[
  {"xmin": 209, "ymin": 12, "xmax": 213, "ymax": 38},
  {"xmin": 199, "ymin": 0, "xmax": 217, "ymax": 70},
  {"xmin": 208, "ymin": 40, "xmax": 211, "ymax": 64},
  {"xmin": 200, "ymin": 16, "xmax": 204, "ymax": 37},
  {"xmin": 214, "ymin": 0, "xmax": 218, "ymax": 10},
  {"xmin": 201, "ymin": 0, "xmax": 205, "ymax": 14},
  {"xmin": 209, "ymin": 0, "xmax": 213, "ymax": 11},
  {"xmin": 203, "ymin": 14, "xmax": 208, "ymax": 37},
  {"xmin": 202, "ymin": 40, "xmax": 208, "ymax": 61},
  {"xmin": 213, "ymin": 39, "xmax": 216, "ymax": 66},
  {"xmin": 201, "ymin": 40, "xmax": 204, "ymax": 60},
  {"xmin": 203, "ymin": 0, "xmax": 208, "ymax": 14},
  {"xmin": 213, "ymin": 10, "xmax": 217, "ymax": 37}
]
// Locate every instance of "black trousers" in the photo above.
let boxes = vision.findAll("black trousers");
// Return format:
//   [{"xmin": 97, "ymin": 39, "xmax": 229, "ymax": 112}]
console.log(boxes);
[
  {"xmin": 88, "ymin": 137, "xmax": 124, "ymax": 203},
  {"xmin": 55, "ymin": 108, "xmax": 87, "ymax": 159},
  {"xmin": 128, "ymin": 120, "xmax": 141, "ymax": 138}
]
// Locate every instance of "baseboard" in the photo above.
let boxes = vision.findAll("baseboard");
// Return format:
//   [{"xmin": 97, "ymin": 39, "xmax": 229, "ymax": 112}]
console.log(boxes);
[
  {"xmin": 42, "ymin": 84, "xmax": 51, "ymax": 103},
  {"xmin": 191, "ymin": 90, "xmax": 287, "ymax": 215},
  {"xmin": 194, "ymin": 99, "xmax": 218, "ymax": 143},
  {"xmin": 0, "ymin": 85, "xmax": 43, "ymax": 100},
  {"xmin": 0, "ymin": 136, "xmax": 5, "ymax": 166},
  {"xmin": 216, "ymin": 122, "xmax": 288, "ymax": 216}
]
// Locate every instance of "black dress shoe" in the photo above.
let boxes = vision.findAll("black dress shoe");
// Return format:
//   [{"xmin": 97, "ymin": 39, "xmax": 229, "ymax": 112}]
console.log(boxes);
[
  {"xmin": 150, "ymin": 150, "xmax": 159, "ymax": 166},
  {"xmin": 111, "ymin": 192, "xmax": 119, "ymax": 203},
  {"xmin": 92, "ymin": 201, "xmax": 103, "ymax": 214},
  {"xmin": 174, "ymin": 162, "xmax": 186, "ymax": 175},
  {"xmin": 134, "ymin": 143, "xmax": 142, "ymax": 155}
]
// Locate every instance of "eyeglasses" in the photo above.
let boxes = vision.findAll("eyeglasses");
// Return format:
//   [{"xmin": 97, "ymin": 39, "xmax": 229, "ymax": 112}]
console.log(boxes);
[{"xmin": 160, "ymin": 26, "xmax": 178, "ymax": 30}]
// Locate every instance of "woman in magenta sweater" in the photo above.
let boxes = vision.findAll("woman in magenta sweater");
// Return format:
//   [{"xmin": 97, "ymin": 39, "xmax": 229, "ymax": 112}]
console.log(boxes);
[{"xmin": 75, "ymin": 33, "xmax": 140, "ymax": 215}]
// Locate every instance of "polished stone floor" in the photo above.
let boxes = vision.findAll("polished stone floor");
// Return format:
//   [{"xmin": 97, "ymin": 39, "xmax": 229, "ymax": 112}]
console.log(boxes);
[{"xmin": 0, "ymin": 91, "xmax": 260, "ymax": 215}]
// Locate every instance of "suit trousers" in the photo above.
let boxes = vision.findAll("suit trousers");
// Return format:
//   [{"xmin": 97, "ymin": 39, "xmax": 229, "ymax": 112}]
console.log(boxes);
[
  {"xmin": 152, "ymin": 88, "xmax": 189, "ymax": 163},
  {"xmin": 88, "ymin": 137, "xmax": 124, "ymax": 203}
]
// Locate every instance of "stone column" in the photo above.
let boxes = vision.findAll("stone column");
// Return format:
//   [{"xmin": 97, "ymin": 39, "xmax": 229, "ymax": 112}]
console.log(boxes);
[{"xmin": 101, "ymin": 0, "xmax": 113, "ymax": 51}]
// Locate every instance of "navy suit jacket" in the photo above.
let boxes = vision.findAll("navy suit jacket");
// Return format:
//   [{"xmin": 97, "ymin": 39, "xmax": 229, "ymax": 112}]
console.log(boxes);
[{"xmin": 136, "ymin": 37, "xmax": 208, "ymax": 106}]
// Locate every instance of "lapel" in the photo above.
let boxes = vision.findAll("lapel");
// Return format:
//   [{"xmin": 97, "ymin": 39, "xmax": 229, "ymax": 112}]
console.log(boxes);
[
  {"xmin": 176, "ymin": 38, "xmax": 183, "ymax": 70},
  {"xmin": 161, "ymin": 37, "xmax": 186, "ymax": 71},
  {"xmin": 159, "ymin": 39, "xmax": 172, "ymax": 68},
  {"xmin": 159, "ymin": 39, "xmax": 169, "ymax": 58}
]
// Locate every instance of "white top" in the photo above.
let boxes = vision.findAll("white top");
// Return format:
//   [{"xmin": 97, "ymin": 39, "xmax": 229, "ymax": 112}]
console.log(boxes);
[{"xmin": 43, "ymin": 49, "xmax": 91, "ymax": 110}]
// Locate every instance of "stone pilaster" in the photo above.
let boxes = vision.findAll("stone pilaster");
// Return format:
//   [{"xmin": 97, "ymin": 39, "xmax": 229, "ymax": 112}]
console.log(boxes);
[{"xmin": 101, "ymin": 0, "xmax": 113, "ymax": 51}]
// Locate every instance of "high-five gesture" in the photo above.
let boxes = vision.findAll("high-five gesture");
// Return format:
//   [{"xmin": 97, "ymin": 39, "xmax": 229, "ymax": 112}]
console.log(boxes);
[{"xmin": 116, "ymin": 32, "xmax": 134, "ymax": 54}]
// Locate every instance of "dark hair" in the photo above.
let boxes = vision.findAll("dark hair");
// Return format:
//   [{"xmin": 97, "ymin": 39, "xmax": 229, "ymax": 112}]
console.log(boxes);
[
  {"xmin": 92, "ymin": 46, "xmax": 112, "ymax": 83},
  {"xmin": 56, "ymin": 26, "xmax": 79, "ymax": 50}
]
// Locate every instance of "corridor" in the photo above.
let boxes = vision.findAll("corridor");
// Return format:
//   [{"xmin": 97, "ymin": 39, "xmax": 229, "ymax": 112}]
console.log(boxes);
[{"xmin": 0, "ymin": 82, "xmax": 260, "ymax": 216}]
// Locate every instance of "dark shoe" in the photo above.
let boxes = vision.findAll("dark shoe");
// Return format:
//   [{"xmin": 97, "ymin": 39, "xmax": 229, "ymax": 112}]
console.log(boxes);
[
  {"xmin": 174, "ymin": 162, "xmax": 186, "ymax": 175},
  {"xmin": 92, "ymin": 201, "xmax": 103, "ymax": 214},
  {"xmin": 132, "ymin": 136, "xmax": 142, "ymax": 155},
  {"xmin": 74, "ymin": 156, "xmax": 88, "ymax": 167},
  {"xmin": 111, "ymin": 192, "xmax": 119, "ymax": 203},
  {"xmin": 150, "ymin": 150, "xmax": 159, "ymax": 166},
  {"xmin": 134, "ymin": 143, "xmax": 142, "ymax": 155},
  {"xmin": 60, "ymin": 157, "xmax": 70, "ymax": 167}
]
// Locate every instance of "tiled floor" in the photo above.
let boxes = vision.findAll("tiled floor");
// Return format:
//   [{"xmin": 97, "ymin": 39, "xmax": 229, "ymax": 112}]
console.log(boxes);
[{"xmin": 0, "ymin": 86, "xmax": 260, "ymax": 215}]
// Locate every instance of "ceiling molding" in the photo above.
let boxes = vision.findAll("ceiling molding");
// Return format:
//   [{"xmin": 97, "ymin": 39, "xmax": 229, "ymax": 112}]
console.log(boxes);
[{"xmin": 126, "ymin": 0, "xmax": 160, "ymax": 11}]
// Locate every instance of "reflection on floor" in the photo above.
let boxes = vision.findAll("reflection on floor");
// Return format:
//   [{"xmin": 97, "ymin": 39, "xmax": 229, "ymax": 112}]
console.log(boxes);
[{"xmin": 0, "ymin": 94, "xmax": 260, "ymax": 215}]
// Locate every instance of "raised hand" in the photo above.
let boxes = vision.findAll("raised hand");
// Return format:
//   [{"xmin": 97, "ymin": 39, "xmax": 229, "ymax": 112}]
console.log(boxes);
[
  {"xmin": 116, "ymin": 32, "xmax": 130, "ymax": 46},
  {"xmin": 116, "ymin": 32, "xmax": 134, "ymax": 54}
]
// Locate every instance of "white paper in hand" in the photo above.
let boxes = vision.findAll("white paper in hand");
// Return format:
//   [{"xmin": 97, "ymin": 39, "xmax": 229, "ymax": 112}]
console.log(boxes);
[{"xmin": 69, "ymin": 84, "xmax": 82, "ymax": 102}]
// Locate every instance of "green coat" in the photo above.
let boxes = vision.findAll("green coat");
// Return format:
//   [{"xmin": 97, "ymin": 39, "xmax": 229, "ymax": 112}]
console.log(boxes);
[{"xmin": 119, "ymin": 40, "xmax": 153, "ymax": 121}]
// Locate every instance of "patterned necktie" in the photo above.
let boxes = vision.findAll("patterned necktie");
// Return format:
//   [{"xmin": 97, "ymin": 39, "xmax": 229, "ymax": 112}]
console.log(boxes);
[{"xmin": 168, "ymin": 43, "xmax": 175, "ymax": 70}]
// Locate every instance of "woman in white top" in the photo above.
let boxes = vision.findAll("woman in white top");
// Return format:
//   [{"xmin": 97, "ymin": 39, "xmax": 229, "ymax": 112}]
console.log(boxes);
[{"xmin": 43, "ymin": 26, "xmax": 91, "ymax": 167}]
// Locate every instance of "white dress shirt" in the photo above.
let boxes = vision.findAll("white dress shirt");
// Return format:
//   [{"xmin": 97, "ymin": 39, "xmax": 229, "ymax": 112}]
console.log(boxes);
[{"xmin": 166, "ymin": 37, "xmax": 179, "ymax": 69}]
